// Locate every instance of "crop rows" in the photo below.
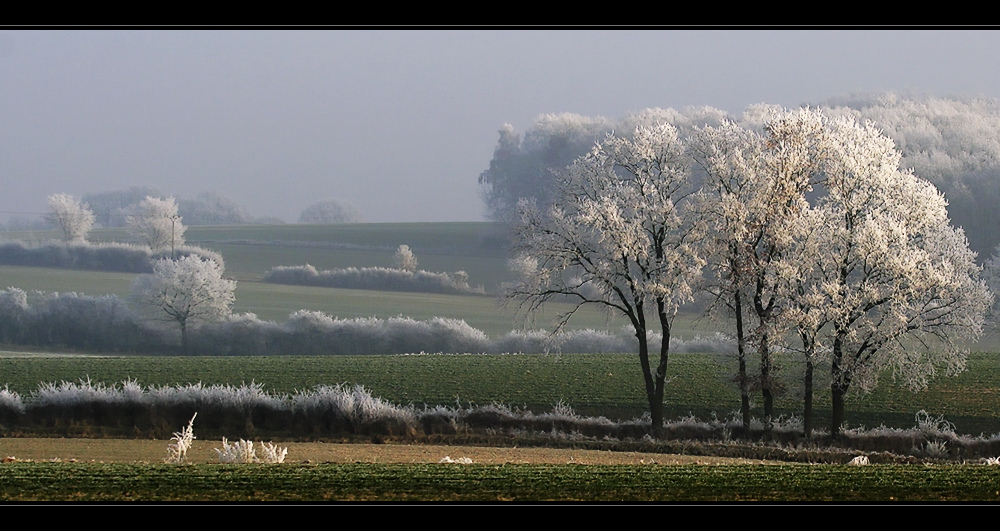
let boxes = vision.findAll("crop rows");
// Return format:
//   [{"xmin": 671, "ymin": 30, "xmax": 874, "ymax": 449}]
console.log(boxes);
[{"xmin": 2, "ymin": 462, "xmax": 999, "ymax": 501}]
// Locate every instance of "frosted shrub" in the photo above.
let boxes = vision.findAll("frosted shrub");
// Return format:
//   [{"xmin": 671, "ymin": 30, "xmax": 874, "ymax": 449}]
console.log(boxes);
[
  {"xmin": 259, "ymin": 442, "xmax": 288, "ymax": 464},
  {"xmin": 214, "ymin": 437, "xmax": 287, "ymax": 464},
  {"xmin": 439, "ymin": 456, "xmax": 473, "ymax": 464},
  {"xmin": 0, "ymin": 385, "xmax": 25, "ymax": 415},
  {"xmin": 165, "ymin": 413, "xmax": 197, "ymax": 464},
  {"xmin": 215, "ymin": 437, "xmax": 257, "ymax": 464},
  {"xmin": 923, "ymin": 440, "xmax": 949, "ymax": 458}
]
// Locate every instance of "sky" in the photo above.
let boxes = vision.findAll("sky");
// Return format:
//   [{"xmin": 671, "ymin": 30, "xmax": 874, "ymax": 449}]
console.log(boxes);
[{"xmin": 2, "ymin": 29, "xmax": 1000, "ymax": 224}]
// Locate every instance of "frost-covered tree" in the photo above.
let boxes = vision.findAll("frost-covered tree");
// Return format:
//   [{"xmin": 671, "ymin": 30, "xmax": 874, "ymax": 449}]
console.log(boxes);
[
  {"xmin": 479, "ymin": 108, "xmax": 732, "ymax": 223},
  {"xmin": 393, "ymin": 244, "xmax": 418, "ymax": 272},
  {"xmin": 805, "ymin": 115, "xmax": 992, "ymax": 437},
  {"xmin": 131, "ymin": 255, "xmax": 236, "ymax": 352},
  {"xmin": 83, "ymin": 186, "xmax": 162, "ymax": 228},
  {"xmin": 126, "ymin": 196, "xmax": 185, "ymax": 253},
  {"xmin": 690, "ymin": 107, "xmax": 828, "ymax": 433},
  {"xmin": 298, "ymin": 200, "xmax": 360, "ymax": 224},
  {"xmin": 178, "ymin": 192, "xmax": 248, "ymax": 226},
  {"xmin": 46, "ymin": 193, "xmax": 96, "ymax": 243},
  {"xmin": 504, "ymin": 122, "xmax": 705, "ymax": 436},
  {"xmin": 816, "ymin": 92, "xmax": 1000, "ymax": 258}
]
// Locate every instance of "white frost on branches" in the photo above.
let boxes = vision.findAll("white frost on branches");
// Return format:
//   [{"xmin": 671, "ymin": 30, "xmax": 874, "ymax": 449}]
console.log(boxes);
[
  {"xmin": 214, "ymin": 437, "xmax": 287, "ymax": 464},
  {"xmin": 165, "ymin": 412, "xmax": 197, "ymax": 464},
  {"xmin": 126, "ymin": 196, "xmax": 185, "ymax": 252},
  {"xmin": 131, "ymin": 255, "xmax": 236, "ymax": 350},
  {"xmin": 504, "ymin": 122, "xmax": 705, "ymax": 433},
  {"xmin": 47, "ymin": 193, "xmax": 96, "ymax": 243},
  {"xmin": 393, "ymin": 244, "xmax": 418, "ymax": 272}
]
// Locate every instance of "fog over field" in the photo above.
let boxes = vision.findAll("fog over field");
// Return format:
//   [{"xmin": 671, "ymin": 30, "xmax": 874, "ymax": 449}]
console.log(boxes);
[{"xmin": 2, "ymin": 29, "xmax": 1000, "ymax": 225}]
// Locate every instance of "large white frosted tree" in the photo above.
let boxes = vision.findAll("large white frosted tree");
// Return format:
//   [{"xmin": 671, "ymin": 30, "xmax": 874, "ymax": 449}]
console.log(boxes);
[
  {"xmin": 504, "ymin": 123, "xmax": 705, "ymax": 435},
  {"xmin": 803, "ymin": 115, "xmax": 992, "ymax": 437},
  {"xmin": 131, "ymin": 255, "xmax": 236, "ymax": 352},
  {"xmin": 690, "ymin": 108, "xmax": 828, "ymax": 433},
  {"xmin": 126, "ymin": 196, "xmax": 185, "ymax": 253},
  {"xmin": 47, "ymin": 193, "xmax": 96, "ymax": 244}
]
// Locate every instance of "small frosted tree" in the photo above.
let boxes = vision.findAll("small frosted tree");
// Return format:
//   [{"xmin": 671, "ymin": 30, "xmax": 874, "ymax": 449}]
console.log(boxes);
[
  {"xmin": 394, "ymin": 244, "xmax": 418, "ymax": 272},
  {"xmin": 504, "ymin": 122, "xmax": 705, "ymax": 436},
  {"xmin": 127, "ymin": 196, "xmax": 185, "ymax": 253},
  {"xmin": 47, "ymin": 193, "xmax": 96, "ymax": 244},
  {"xmin": 131, "ymin": 255, "xmax": 235, "ymax": 352}
]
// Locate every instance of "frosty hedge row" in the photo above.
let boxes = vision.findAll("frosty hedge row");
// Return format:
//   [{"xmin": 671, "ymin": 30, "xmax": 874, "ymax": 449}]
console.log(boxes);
[
  {"xmin": 263, "ymin": 264, "xmax": 484, "ymax": 296},
  {"xmin": 0, "ymin": 288, "xmax": 733, "ymax": 356},
  {"xmin": 0, "ymin": 241, "xmax": 224, "ymax": 273}
]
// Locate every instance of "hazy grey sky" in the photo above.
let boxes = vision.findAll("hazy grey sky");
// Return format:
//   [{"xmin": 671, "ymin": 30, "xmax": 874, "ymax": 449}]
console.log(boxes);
[{"xmin": 2, "ymin": 29, "xmax": 999, "ymax": 224}]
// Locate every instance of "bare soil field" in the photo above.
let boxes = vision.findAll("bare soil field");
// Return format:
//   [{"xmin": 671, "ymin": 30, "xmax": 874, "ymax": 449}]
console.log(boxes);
[{"xmin": 0, "ymin": 438, "xmax": 781, "ymax": 466}]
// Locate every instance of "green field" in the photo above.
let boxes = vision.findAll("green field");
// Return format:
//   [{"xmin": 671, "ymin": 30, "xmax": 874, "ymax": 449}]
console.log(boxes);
[{"xmin": 1, "ymin": 461, "xmax": 998, "ymax": 501}]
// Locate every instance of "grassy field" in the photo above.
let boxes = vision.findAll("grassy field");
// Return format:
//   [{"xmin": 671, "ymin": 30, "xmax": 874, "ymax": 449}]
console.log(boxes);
[{"xmin": 2, "ymin": 459, "xmax": 998, "ymax": 501}]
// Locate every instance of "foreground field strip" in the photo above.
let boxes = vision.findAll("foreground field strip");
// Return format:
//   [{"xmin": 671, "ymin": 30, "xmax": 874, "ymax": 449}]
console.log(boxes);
[
  {"xmin": 0, "ymin": 439, "xmax": 767, "ymax": 465},
  {"xmin": 1, "ymin": 459, "xmax": 999, "ymax": 501}
]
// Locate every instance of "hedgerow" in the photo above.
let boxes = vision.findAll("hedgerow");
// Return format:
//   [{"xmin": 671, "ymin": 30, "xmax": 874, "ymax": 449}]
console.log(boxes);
[
  {"xmin": 0, "ymin": 288, "xmax": 735, "ymax": 356},
  {"xmin": 263, "ymin": 264, "xmax": 484, "ymax": 295},
  {"xmin": 0, "ymin": 241, "xmax": 224, "ymax": 273},
  {"xmin": 4, "ymin": 378, "xmax": 1000, "ymax": 461}
]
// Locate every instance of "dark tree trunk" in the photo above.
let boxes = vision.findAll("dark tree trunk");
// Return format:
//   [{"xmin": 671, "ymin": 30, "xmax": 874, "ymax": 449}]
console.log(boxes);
[
  {"xmin": 759, "ymin": 332, "xmax": 774, "ymax": 436},
  {"xmin": 734, "ymin": 291, "xmax": 751, "ymax": 434},
  {"xmin": 180, "ymin": 319, "xmax": 188, "ymax": 354},
  {"xmin": 803, "ymin": 355, "xmax": 814, "ymax": 438},
  {"xmin": 633, "ymin": 308, "xmax": 662, "ymax": 438},
  {"xmin": 830, "ymin": 334, "xmax": 848, "ymax": 438},
  {"xmin": 831, "ymin": 382, "xmax": 847, "ymax": 438}
]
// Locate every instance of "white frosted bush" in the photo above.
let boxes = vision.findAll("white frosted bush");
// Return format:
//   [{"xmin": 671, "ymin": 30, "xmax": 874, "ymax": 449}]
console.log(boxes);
[
  {"xmin": 258, "ymin": 442, "xmax": 288, "ymax": 464},
  {"xmin": 165, "ymin": 413, "xmax": 197, "ymax": 464},
  {"xmin": 214, "ymin": 437, "xmax": 287, "ymax": 464},
  {"xmin": 215, "ymin": 437, "xmax": 257, "ymax": 464},
  {"xmin": 0, "ymin": 385, "xmax": 25, "ymax": 415}
]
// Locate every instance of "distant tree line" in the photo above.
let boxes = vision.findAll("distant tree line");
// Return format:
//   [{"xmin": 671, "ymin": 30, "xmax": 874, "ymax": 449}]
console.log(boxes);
[{"xmin": 479, "ymin": 92, "xmax": 1000, "ymax": 261}]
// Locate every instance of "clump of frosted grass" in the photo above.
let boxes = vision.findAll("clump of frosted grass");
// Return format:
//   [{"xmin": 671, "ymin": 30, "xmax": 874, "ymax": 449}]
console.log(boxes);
[
  {"xmin": 291, "ymin": 383, "xmax": 417, "ymax": 427},
  {"xmin": 0, "ymin": 385, "xmax": 25, "ymax": 415},
  {"xmin": 438, "ymin": 456, "xmax": 473, "ymax": 464},
  {"xmin": 214, "ymin": 437, "xmax": 287, "ymax": 464},
  {"xmin": 165, "ymin": 413, "xmax": 197, "ymax": 464},
  {"xmin": 215, "ymin": 437, "xmax": 257, "ymax": 464},
  {"xmin": 258, "ymin": 442, "xmax": 288, "ymax": 464}
]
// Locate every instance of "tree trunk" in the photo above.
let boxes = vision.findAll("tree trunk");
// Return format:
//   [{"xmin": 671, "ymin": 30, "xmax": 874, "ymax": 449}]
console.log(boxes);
[
  {"xmin": 633, "ymin": 314, "xmax": 661, "ymax": 437},
  {"xmin": 759, "ymin": 332, "xmax": 774, "ymax": 436},
  {"xmin": 830, "ymin": 336, "xmax": 848, "ymax": 438},
  {"xmin": 180, "ymin": 319, "xmax": 188, "ymax": 354},
  {"xmin": 804, "ymin": 356, "xmax": 814, "ymax": 438},
  {"xmin": 801, "ymin": 331, "xmax": 815, "ymax": 438},
  {"xmin": 734, "ymin": 291, "xmax": 751, "ymax": 435},
  {"xmin": 831, "ymin": 382, "xmax": 847, "ymax": 438}
]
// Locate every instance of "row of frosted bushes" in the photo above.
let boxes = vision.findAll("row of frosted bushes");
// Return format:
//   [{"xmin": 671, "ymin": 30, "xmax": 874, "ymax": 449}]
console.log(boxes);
[
  {"xmin": 0, "ymin": 241, "xmax": 224, "ymax": 273},
  {"xmin": 2, "ymin": 379, "xmax": 999, "ymax": 460},
  {"xmin": 263, "ymin": 264, "xmax": 485, "ymax": 295},
  {"xmin": 0, "ymin": 288, "xmax": 736, "ymax": 355}
]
